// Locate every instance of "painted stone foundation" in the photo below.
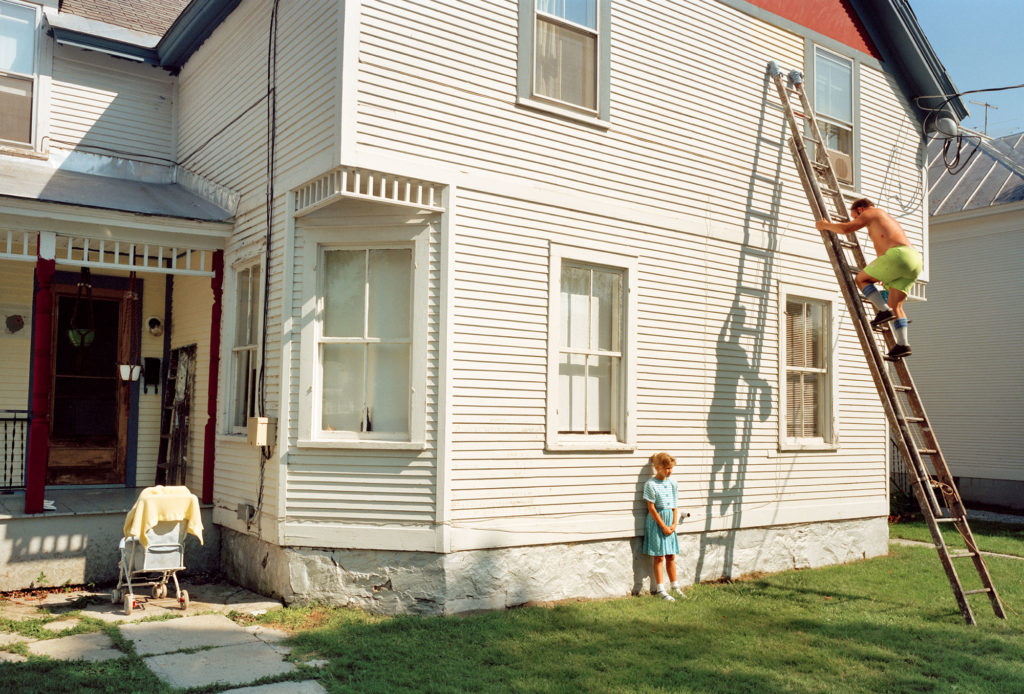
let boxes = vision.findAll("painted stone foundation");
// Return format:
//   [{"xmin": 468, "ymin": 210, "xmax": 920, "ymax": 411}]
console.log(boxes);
[{"xmin": 220, "ymin": 517, "xmax": 888, "ymax": 615}]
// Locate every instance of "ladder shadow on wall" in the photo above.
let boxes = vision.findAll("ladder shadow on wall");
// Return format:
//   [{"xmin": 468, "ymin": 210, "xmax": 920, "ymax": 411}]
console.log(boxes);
[{"xmin": 695, "ymin": 66, "xmax": 783, "ymax": 583}]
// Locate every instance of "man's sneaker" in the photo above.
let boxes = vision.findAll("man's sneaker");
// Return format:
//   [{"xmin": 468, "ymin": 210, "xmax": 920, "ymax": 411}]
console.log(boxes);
[
  {"xmin": 655, "ymin": 590, "xmax": 676, "ymax": 602},
  {"xmin": 886, "ymin": 344, "xmax": 912, "ymax": 360},
  {"xmin": 870, "ymin": 309, "xmax": 895, "ymax": 331}
]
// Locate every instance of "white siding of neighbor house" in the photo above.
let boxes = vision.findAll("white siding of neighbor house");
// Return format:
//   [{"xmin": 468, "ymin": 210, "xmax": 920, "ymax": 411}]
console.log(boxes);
[
  {"xmin": 911, "ymin": 209, "xmax": 1024, "ymax": 483},
  {"xmin": 49, "ymin": 45, "xmax": 176, "ymax": 165},
  {"xmin": 282, "ymin": 201, "xmax": 442, "ymax": 548},
  {"xmin": 344, "ymin": 0, "xmax": 915, "ymax": 550}
]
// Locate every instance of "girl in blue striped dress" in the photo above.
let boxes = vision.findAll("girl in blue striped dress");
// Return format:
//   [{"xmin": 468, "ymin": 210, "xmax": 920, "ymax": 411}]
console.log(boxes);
[{"xmin": 643, "ymin": 452, "xmax": 683, "ymax": 601}]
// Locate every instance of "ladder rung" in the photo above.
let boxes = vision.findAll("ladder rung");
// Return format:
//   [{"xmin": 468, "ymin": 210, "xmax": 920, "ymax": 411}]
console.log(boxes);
[
  {"xmin": 839, "ymin": 240, "xmax": 859, "ymax": 249},
  {"xmin": 934, "ymin": 517, "xmax": 961, "ymax": 523},
  {"xmin": 949, "ymin": 552, "xmax": 977, "ymax": 559},
  {"xmin": 963, "ymin": 588, "xmax": 992, "ymax": 595},
  {"xmin": 894, "ymin": 385, "xmax": 913, "ymax": 392},
  {"xmin": 901, "ymin": 416, "xmax": 925, "ymax": 423},
  {"xmin": 918, "ymin": 448, "xmax": 938, "ymax": 455}
]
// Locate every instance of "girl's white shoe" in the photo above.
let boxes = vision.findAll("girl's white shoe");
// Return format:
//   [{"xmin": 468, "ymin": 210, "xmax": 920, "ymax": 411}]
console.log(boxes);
[{"xmin": 656, "ymin": 590, "xmax": 676, "ymax": 602}]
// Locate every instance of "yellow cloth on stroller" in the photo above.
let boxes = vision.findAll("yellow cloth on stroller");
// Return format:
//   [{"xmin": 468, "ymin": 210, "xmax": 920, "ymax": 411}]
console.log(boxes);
[{"xmin": 123, "ymin": 486, "xmax": 204, "ymax": 548}]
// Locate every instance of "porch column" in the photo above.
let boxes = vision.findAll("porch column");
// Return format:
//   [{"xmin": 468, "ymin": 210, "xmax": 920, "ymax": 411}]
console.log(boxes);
[
  {"xmin": 202, "ymin": 250, "xmax": 224, "ymax": 504},
  {"xmin": 25, "ymin": 233, "xmax": 57, "ymax": 514}
]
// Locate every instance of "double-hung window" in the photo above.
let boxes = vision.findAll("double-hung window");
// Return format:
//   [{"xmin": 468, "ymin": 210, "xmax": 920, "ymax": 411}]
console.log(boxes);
[
  {"xmin": 780, "ymin": 287, "xmax": 837, "ymax": 448},
  {"xmin": 547, "ymin": 245, "xmax": 636, "ymax": 450},
  {"xmin": 518, "ymin": 0, "xmax": 611, "ymax": 122},
  {"xmin": 319, "ymin": 247, "xmax": 411, "ymax": 438},
  {"xmin": 813, "ymin": 46, "xmax": 855, "ymax": 184},
  {"xmin": 0, "ymin": 0, "xmax": 38, "ymax": 146},
  {"xmin": 229, "ymin": 263, "xmax": 261, "ymax": 433}
]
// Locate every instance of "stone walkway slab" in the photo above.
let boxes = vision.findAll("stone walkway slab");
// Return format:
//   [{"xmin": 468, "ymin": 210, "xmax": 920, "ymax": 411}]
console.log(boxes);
[
  {"xmin": 0, "ymin": 631, "xmax": 33, "ymax": 646},
  {"xmin": 42, "ymin": 617, "xmax": 81, "ymax": 633},
  {"xmin": 27, "ymin": 632, "xmax": 122, "ymax": 662},
  {"xmin": 0, "ymin": 651, "xmax": 28, "ymax": 663},
  {"xmin": 143, "ymin": 641, "xmax": 296, "ymax": 689},
  {"xmin": 121, "ymin": 614, "xmax": 257, "ymax": 656},
  {"xmin": 224, "ymin": 680, "xmax": 328, "ymax": 694}
]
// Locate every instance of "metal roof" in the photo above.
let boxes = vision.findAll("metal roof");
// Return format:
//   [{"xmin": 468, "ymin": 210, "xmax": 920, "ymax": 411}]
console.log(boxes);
[
  {"xmin": 927, "ymin": 132, "xmax": 1024, "ymax": 216},
  {"xmin": 0, "ymin": 156, "xmax": 233, "ymax": 223}
]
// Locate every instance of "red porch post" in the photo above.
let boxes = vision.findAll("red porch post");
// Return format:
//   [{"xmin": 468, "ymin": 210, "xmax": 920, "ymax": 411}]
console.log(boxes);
[
  {"xmin": 25, "ymin": 249, "xmax": 56, "ymax": 514},
  {"xmin": 202, "ymin": 250, "xmax": 224, "ymax": 504}
]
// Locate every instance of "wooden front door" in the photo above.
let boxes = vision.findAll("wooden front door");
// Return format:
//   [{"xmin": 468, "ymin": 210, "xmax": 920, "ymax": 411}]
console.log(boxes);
[{"xmin": 47, "ymin": 284, "xmax": 130, "ymax": 485}]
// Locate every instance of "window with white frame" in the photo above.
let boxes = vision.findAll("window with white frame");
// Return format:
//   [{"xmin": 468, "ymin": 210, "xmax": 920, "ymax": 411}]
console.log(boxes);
[
  {"xmin": 813, "ymin": 46, "xmax": 855, "ymax": 184},
  {"xmin": 230, "ymin": 263, "xmax": 261, "ymax": 432},
  {"xmin": 518, "ymin": 0, "xmax": 611, "ymax": 121},
  {"xmin": 547, "ymin": 246, "xmax": 635, "ymax": 450},
  {"xmin": 781, "ymin": 290, "xmax": 836, "ymax": 447},
  {"xmin": 0, "ymin": 0, "xmax": 38, "ymax": 145},
  {"xmin": 319, "ymin": 246, "xmax": 412, "ymax": 438}
]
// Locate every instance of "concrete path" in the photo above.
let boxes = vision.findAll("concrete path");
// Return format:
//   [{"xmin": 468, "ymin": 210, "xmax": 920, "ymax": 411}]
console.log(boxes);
[{"xmin": 0, "ymin": 582, "xmax": 328, "ymax": 692}]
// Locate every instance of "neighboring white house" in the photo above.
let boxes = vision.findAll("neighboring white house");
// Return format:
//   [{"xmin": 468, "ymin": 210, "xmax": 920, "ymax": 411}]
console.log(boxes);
[
  {"xmin": 0, "ymin": 0, "xmax": 969, "ymax": 611},
  {"xmin": 913, "ymin": 132, "xmax": 1024, "ymax": 512}
]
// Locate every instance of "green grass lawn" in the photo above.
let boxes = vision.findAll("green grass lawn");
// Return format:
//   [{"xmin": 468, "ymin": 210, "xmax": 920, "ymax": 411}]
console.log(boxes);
[
  {"xmin": 3, "ymin": 530, "xmax": 1022, "ymax": 694},
  {"xmin": 888, "ymin": 518, "xmax": 1024, "ymax": 558}
]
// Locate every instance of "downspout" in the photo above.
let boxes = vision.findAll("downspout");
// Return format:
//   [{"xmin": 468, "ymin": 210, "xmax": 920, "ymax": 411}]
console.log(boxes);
[
  {"xmin": 25, "ymin": 234, "xmax": 56, "ymax": 514},
  {"xmin": 202, "ymin": 250, "xmax": 223, "ymax": 504}
]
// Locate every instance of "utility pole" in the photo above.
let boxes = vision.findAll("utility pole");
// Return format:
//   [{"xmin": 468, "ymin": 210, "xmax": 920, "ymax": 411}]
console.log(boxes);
[{"xmin": 969, "ymin": 100, "xmax": 999, "ymax": 135}]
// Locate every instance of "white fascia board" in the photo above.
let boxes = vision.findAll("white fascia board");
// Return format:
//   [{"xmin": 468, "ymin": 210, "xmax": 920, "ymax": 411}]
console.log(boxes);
[{"xmin": 43, "ymin": 7, "xmax": 160, "ymax": 49}]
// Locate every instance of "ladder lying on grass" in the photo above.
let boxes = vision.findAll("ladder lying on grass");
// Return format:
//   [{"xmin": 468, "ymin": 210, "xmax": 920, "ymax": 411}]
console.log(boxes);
[{"xmin": 767, "ymin": 60, "xmax": 1006, "ymax": 625}]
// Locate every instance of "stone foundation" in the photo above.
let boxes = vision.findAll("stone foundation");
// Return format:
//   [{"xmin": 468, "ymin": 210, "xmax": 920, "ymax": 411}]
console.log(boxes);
[{"xmin": 220, "ymin": 516, "xmax": 887, "ymax": 615}]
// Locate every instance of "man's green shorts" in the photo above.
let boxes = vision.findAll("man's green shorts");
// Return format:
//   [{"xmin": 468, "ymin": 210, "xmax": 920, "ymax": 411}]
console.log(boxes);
[{"xmin": 863, "ymin": 245, "xmax": 922, "ymax": 294}]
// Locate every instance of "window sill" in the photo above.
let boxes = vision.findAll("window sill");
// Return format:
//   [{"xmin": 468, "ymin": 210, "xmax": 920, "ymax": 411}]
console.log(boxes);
[
  {"xmin": 516, "ymin": 96, "xmax": 610, "ymax": 130},
  {"xmin": 545, "ymin": 441, "xmax": 636, "ymax": 453},
  {"xmin": 779, "ymin": 441, "xmax": 839, "ymax": 452},
  {"xmin": 217, "ymin": 433, "xmax": 252, "ymax": 445},
  {"xmin": 0, "ymin": 143, "xmax": 47, "ymax": 160},
  {"xmin": 298, "ymin": 439, "xmax": 427, "ymax": 451}
]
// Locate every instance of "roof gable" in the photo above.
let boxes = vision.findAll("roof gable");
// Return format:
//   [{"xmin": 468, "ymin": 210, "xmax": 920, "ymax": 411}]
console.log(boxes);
[{"xmin": 745, "ymin": 0, "xmax": 879, "ymax": 58}]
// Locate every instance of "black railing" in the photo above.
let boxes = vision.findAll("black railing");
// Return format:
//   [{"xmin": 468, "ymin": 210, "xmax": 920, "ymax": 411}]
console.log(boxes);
[
  {"xmin": 1, "ymin": 410, "xmax": 29, "ymax": 492},
  {"xmin": 890, "ymin": 436, "xmax": 911, "ymax": 496}
]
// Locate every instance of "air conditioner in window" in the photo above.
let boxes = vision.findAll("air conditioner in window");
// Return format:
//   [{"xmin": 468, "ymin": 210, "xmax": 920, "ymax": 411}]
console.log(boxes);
[{"xmin": 826, "ymin": 149, "xmax": 854, "ymax": 184}]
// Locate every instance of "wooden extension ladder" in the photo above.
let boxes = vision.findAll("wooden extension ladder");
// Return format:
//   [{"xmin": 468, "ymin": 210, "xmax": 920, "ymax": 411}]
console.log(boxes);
[{"xmin": 767, "ymin": 60, "xmax": 1006, "ymax": 625}]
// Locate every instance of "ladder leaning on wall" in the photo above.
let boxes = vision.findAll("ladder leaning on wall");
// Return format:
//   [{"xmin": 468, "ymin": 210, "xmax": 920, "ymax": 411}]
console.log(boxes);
[{"xmin": 766, "ymin": 60, "xmax": 1006, "ymax": 626}]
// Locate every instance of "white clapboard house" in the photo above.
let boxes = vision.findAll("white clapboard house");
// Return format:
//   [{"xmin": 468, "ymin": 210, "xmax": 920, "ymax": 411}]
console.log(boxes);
[
  {"xmin": 910, "ymin": 132, "xmax": 1024, "ymax": 512},
  {"xmin": 0, "ymin": 0, "xmax": 967, "ymax": 611}
]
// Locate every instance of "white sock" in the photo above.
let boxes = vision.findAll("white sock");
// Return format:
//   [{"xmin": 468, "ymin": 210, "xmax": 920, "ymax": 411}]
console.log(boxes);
[
  {"xmin": 655, "ymin": 583, "xmax": 666, "ymax": 594},
  {"xmin": 670, "ymin": 581, "xmax": 681, "ymax": 591},
  {"xmin": 893, "ymin": 318, "xmax": 909, "ymax": 346},
  {"xmin": 862, "ymin": 285, "xmax": 888, "ymax": 312}
]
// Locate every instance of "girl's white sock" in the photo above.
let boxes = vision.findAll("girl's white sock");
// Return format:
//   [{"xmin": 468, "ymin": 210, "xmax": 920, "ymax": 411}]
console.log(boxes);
[{"xmin": 654, "ymin": 583, "xmax": 665, "ymax": 594}]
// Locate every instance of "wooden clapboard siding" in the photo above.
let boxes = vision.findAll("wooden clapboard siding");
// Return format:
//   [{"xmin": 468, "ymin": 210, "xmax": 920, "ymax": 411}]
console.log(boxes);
[
  {"xmin": 356, "ymin": 1, "xmax": 808, "ymax": 230},
  {"xmin": 175, "ymin": 0, "xmax": 339, "ymax": 215},
  {"xmin": 446, "ymin": 187, "xmax": 885, "ymax": 536},
  {"xmin": 911, "ymin": 210, "xmax": 1024, "ymax": 482},
  {"xmin": 0, "ymin": 262, "xmax": 33, "ymax": 412},
  {"xmin": 170, "ymin": 275, "xmax": 212, "ymax": 496},
  {"xmin": 49, "ymin": 45, "xmax": 175, "ymax": 166},
  {"xmin": 132, "ymin": 273, "xmax": 167, "ymax": 486}
]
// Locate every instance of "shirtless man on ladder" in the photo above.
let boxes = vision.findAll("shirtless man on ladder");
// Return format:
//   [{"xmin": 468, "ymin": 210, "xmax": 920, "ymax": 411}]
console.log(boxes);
[{"xmin": 816, "ymin": 198, "xmax": 922, "ymax": 360}]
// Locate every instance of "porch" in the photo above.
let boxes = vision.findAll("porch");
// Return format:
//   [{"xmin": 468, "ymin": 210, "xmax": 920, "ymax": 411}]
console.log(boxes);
[{"xmin": 0, "ymin": 487, "xmax": 219, "ymax": 591}]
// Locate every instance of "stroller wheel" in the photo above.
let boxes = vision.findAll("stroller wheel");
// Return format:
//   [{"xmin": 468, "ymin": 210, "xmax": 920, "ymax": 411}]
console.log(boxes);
[
  {"xmin": 151, "ymin": 584, "xmax": 163, "ymax": 599},
  {"xmin": 111, "ymin": 589, "xmax": 121, "ymax": 604},
  {"xmin": 159, "ymin": 584, "xmax": 168, "ymax": 599},
  {"xmin": 179, "ymin": 590, "xmax": 189, "ymax": 611},
  {"xmin": 123, "ymin": 593, "xmax": 134, "ymax": 616}
]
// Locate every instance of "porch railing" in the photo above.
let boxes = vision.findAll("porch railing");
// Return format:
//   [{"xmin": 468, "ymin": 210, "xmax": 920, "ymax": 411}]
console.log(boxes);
[{"xmin": 1, "ymin": 410, "xmax": 29, "ymax": 492}]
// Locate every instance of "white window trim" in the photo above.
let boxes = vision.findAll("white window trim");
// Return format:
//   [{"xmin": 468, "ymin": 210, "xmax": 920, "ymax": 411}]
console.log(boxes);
[
  {"xmin": 778, "ymin": 283, "xmax": 840, "ymax": 451},
  {"xmin": 546, "ymin": 244, "xmax": 637, "ymax": 452},
  {"xmin": 223, "ymin": 254, "xmax": 265, "ymax": 436},
  {"xmin": 298, "ymin": 224, "xmax": 429, "ymax": 450},
  {"xmin": 516, "ymin": 0, "xmax": 612, "ymax": 124},
  {"xmin": 0, "ymin": 0, "xmax": 46, "ymax": 153}
]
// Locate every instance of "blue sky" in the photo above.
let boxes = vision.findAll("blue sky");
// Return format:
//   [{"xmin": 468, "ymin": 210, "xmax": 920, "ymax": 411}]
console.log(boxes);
[{"xmin": 909, "ymin": 0, "xmax": 1024, "ymax": 139}]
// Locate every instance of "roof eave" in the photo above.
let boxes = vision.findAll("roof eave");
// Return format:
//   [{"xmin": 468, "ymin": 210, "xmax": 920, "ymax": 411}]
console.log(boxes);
[
  {"xmin": 156, "ymin": 0, "xmax": 244, "ymax": 71},
  {"xmin": 848, "ymin": 0, "xmax": 968, "ymax": 126}
]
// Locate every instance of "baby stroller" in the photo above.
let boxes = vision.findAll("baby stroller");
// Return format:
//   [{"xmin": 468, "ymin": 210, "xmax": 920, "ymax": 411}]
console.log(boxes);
[{"xmin": 111, "ymin": 486, "xmax": 204, "ymax": 615}]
